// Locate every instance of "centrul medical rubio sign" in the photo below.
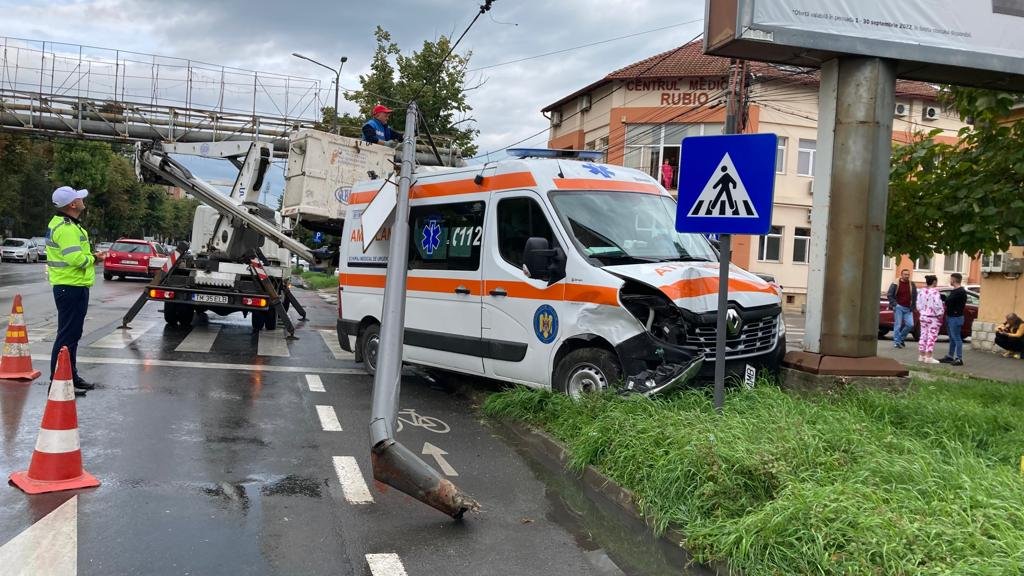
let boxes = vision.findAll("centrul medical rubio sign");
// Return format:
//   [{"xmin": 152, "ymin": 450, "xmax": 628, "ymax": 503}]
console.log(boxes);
[{"xmin": 705, "ymin": 0, "xmax": 1024, "ymax": 89}]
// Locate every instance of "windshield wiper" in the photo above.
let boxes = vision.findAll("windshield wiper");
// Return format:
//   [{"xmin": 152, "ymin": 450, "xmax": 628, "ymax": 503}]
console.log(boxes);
[{"xmin": 569, "ymin": 218, "xmax": 630, "ymax": 257}]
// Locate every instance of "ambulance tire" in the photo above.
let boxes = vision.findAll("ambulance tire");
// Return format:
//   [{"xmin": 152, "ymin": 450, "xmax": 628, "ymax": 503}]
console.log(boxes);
[
  {"xmin": 554, "ymin": 347, "xmax": 621, "ymax": 398},
  {"xmin": 359, "ymin": 323, "xmax": 381, "ymax": 376}
]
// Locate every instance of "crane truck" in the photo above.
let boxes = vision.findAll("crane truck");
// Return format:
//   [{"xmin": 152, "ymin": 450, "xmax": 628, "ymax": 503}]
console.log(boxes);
[{"xmin": 119, "ymin": 130, "xmax": 396, "ymax": 337}]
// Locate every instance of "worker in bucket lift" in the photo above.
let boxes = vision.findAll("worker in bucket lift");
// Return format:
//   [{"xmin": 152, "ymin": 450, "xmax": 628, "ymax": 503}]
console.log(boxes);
[{"xmin": 362, "ymin": 104, "xmax": 403, "ymax": 144}]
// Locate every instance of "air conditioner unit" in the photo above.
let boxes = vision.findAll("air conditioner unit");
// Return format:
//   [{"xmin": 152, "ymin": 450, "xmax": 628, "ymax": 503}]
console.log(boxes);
[
  {"xmin": 578, "ymin": 94, "xmax": 592, "ymax": 113},
  {"xmin": 980, "ymin": 252, "xmax": 1024, "ymax": 276},
  {"xmin": 894, "ymin": 102, "xmax": 908, "ymax": 117},
  {"xmin": 922, "ymin": 106, "xmax": 939, "ymax": 121},
  {"xmin": 550, "ymin": 110, "xmax": 562, "ymax": 128}
]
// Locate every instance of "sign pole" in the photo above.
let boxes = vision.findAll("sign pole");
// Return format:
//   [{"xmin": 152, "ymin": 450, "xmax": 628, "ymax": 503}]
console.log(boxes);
[{"xmin": 713, "ymin": 233, "xmax": 730, "ymax": 412}]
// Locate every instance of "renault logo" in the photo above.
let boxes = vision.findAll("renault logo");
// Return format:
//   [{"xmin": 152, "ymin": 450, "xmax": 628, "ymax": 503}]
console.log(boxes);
[{"xmin": 726, "ymin": 309, "xmax": 743, "ymax": 337}]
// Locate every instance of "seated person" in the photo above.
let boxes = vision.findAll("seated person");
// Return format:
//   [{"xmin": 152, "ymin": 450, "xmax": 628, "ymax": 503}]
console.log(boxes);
[{"xmin": 994, "ymin": 313, "xmax": 1024, "ymax": 358}]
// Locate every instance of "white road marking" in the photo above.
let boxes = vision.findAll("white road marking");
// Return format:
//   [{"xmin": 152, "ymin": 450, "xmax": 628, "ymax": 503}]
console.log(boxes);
[
  {"xmin": 305, "ymin": 374, "xmax": 325, "ymax": 392},
  {"xmin": 27, "ymin": 328, "xmax": 55, "ymax": 343},
  {"xmin": 333, "ymin": 456, "xmax": 373, "ymax": 504},
  {"xmin": 422, "ymin": 442, "xmax": 458, "ymax": 476},
  {"xmin": 0, "ymin": 495, "xmax": 77, "ymax": 576},
  {"xmin": 257, "ymin": 329, "xmax": 290, "ymax": 357},
  {"xmin": 316, "ymin": 405, "xmax": 342, "ymax": 431},
  {"xmin": 31, "ymin": 354, "xmax": 368, "ymax": 375},
  {"xmin": 88, "ymin": 322, "xmax": 156, "ymax": 349},
  {"xmin": 318, "ymin": 329, "xmax": 353, "ymax": 360},
  {"xmin": 174, "ymin": 324, "xmax": 222, "ymax": 353},
  {"xmin": 366, "ymin": 553, "xmax": 408, "ymax": 576}
]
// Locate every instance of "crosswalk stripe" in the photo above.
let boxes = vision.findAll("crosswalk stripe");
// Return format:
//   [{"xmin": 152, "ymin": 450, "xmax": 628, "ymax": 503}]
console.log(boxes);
[
  {"xmin": 306, "ymin": 374, "xmax": 325, "ymax": 392},
  {"xmin": 366, "ymin": 553, "xmax": 408, "ymax": 576},
  {"xmin": 27, "ymin": 328, "xmax": 54, "ymax": 343},
  {"xmin": 89, "ymin": 322, "xmax": 156, "ymax": 349},
  {"xmin": 333, "ymin": 456, "xmax": 373, "ymax": 504},
  {"xmin": 316, "ymin": 405, "xmax": 342, "ymax": 431},
  {"xmin": 318, "ymin": 329, "xmax": 353, "ymax": 360},
  {"xmin": 257, "ymin": 330, "xmax": 290, "ymax": 357},
  {"xmin": 174, "ymin": 324, "xmax": 222, "ymax": 353}
]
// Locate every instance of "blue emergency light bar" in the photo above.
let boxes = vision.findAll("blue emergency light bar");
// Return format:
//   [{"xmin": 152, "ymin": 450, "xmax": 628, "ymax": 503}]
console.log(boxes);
[{"xmin": 507, "ymin": 148, "xmax": 605, "ymax": 161}]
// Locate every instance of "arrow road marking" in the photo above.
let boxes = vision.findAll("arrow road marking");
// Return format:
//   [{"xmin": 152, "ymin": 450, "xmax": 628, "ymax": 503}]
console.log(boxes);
[
  {"xmin": 421, "ymin": 442, "xmax": 458, "ymax": 476},
  {"xmin": 0, "ymin": 495, "xmax": 77, "ymax": 576}
]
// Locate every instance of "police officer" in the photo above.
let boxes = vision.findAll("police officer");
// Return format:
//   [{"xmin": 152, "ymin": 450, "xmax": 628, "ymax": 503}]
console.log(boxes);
[
  {"xmin": 361, "ymin": 104, "xmax": 403, "ymax": 144},
  {"xmin": 46, "ymin": 186, "xmax": 107, "ymax": 392}
]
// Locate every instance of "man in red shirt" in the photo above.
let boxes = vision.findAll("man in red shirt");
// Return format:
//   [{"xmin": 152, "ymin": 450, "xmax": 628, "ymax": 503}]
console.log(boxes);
[{"xmin": 885, "ymin": 269, "xmax": 917, "ymax": 349}]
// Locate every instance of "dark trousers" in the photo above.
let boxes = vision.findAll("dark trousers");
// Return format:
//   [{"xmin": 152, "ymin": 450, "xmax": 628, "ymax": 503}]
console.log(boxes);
[
  {"xmin": 995, "ymin": 332, "xmax": 1024, "ymax": 353},
  {"xmin": 51, "ymin": 285, "xmax": 89, "ymax": 381}
]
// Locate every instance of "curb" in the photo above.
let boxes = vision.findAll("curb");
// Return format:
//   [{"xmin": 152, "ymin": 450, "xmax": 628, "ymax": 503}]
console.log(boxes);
[{"xmin": 492, "ymin": 417, "xmax": 738, "ymax": 576}]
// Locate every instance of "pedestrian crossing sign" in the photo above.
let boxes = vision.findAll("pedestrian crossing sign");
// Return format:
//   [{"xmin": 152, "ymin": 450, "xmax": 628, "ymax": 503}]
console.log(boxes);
[{"xmin": 675, "ymin": 133, "xmax": 777, "ymax": 235}]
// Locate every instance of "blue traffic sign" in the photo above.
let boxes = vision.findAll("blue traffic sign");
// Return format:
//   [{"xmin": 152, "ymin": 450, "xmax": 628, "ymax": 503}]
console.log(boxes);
[{"xmin": 675, "ymin": 133, "xmax": 777, "ymax": 235}]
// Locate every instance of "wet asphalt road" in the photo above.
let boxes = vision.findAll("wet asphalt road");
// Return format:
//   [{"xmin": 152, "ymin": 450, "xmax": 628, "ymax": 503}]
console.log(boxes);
[{"xmin": 0, "ymin": 263, "xmax": 665, "ymax": 576}]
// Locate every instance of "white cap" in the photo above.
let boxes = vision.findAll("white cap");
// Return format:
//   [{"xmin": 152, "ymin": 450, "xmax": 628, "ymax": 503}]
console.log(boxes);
[{"xmin": 52, "ymin": 186, "xmax": 89, "ymax": 208}]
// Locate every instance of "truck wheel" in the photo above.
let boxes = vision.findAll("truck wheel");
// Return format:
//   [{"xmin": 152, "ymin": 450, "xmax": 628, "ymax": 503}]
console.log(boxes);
[
  {"xmin": 358, "ymin": 323, "xmax": 381, "ymax": 376},
  {"xmin": 250, "ymin": 310, "xmax": 265, "ymax": 332},
  {"xmin": 164, "ymin": 303, "xmax": 179, "ymax": 325},
  {"xmin": 175, "ymin": 305, "xmax": 194, "ymax": 327},
  {"xmin": 553, "ymin": 347, "xmax": 621, "ymax": 399},
  {"xmin": 264, "ymin": 308, "xmax": 278, "ymax": 331}
]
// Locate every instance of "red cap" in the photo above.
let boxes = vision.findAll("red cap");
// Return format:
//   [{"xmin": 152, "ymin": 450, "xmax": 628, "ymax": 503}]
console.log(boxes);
[{"xmin": 372, "ymin": 104, "xmax": 393, "ymax": 115}]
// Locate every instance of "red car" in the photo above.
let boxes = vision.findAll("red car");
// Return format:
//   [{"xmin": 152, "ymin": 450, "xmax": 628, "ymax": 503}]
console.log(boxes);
[
  {"xmin": 102, "ymin": 239, "xmax": 170, "ymax": 280},
  {"xmin": 878, "ymin": 287, "xmax": 979, "ymax": 340}
]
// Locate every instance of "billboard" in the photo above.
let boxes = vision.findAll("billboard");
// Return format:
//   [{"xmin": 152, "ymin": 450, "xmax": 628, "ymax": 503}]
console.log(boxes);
[{"xmin": 706, "ymin": 0, "xmax": 1024, "ymax": 90}]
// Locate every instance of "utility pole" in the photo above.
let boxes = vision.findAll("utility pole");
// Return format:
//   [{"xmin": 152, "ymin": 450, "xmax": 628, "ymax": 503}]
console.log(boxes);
[{"xmin": 292, "ymin": 53, "xmax": 347, "ymax": 134}]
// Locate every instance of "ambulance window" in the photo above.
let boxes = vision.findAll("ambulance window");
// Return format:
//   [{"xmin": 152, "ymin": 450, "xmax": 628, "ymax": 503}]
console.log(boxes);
[
  {"xmin": 408, "ymin": 201, "xmax": 485, "ymax": 271},
  {"xmin": 497, "ymin": 197, "xmax": 555, "ymax": 270}
]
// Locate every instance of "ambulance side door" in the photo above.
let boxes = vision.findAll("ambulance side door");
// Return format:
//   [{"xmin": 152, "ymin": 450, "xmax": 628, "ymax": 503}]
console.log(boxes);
[
  {"xmin": 482, "ymin": 191, "xmax": 566, "ymax": 385},
  {"xmin": 402, "ymin": 199, "xmax": 486, "ymax": 374}
]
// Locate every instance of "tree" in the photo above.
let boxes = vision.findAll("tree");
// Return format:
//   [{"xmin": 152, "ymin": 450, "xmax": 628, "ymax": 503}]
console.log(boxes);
[
  {"xmin": 347, "ymin": 26, "xmax": 479, "ymax": 156},
  {"xmin": 887, "ymin": 88, "xmax": 1024, "ymax": 258}
]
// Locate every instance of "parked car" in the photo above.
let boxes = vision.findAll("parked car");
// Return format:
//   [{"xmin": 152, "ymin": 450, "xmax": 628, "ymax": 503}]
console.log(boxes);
[
  {"xmin": 878, "ymin": 287, "xmax": 979, "ymax": 340},
  {"xmin": 29, "ymin": 237, "xmax": 49, "ymax": 261},
  {"xmin": 102, "ymin": 239, "xmax": 169, "ymax": 280},
  {"xmin": 1, "ymin": 238, "xmax": 42, "ymax": 263}
]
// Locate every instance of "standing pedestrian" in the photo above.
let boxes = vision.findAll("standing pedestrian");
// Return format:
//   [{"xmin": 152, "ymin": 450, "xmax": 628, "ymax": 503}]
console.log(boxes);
[
  {"xmin": 939, "ymin": 272, "xmax": 967, "ymax": 365},
  {"xmin": 885, "ymin": 268, "xmax": 917, "ymax": 348},
  {"xmin": 916, "ymin": 274, "xmax": 944, "ymax": 363},
  {"xmin": 46, "ymin": 186, "xmax": 107, "ymax": 393},
  {"xmin": 660, "ymin": 159, "xmax": 674, "ymax": 189}
]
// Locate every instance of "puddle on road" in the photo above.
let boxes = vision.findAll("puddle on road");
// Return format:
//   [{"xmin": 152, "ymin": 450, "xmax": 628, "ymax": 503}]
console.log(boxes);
[
  {"xmin": 260, "ymin": 474, "xmax": 323, "ymax": 498},
  {"xmin": 498, "ymin": 426, "xmax": 716, "ymax": 576}
]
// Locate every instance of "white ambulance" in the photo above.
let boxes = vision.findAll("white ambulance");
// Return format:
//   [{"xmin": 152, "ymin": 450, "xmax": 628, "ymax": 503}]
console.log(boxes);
[{"xmin": 336, "ymin": 150, "xmax": 785, "ymax": 396}]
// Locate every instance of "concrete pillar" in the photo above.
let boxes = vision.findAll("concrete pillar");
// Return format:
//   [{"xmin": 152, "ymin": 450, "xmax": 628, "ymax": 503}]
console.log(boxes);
[{"xmin": 804, "ymin": 57, "xmax": 897, "ymax": 358}]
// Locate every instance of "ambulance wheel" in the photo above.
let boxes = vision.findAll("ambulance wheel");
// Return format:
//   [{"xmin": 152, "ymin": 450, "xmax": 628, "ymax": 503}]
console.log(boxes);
[
  {"xmin": 359, "ymin": 323, "xmax": 381, "ymax": 376},
  {"xmin": 554, "ymin": 347, "xmax": 621, "ymax": 399}
]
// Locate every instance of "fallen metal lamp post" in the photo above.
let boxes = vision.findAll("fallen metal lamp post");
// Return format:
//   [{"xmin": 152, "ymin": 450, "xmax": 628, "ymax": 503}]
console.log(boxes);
[{"xmin": 367, "ymin": 101, "xmax": 479, "ymax": 519}]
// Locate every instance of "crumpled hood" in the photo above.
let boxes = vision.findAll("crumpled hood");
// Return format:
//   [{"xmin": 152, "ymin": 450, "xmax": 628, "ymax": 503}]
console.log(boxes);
[{"xmin": 605, "ymin": 261, "xmax": 781, "ymax": 313}]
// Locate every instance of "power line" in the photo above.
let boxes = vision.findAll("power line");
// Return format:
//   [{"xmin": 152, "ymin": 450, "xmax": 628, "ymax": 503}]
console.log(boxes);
[
  {"xmin": 409, "ymin": 0, "xmax": 494, "ymax": 104},
  {"xmin": 466, "ymin": 18, "xmax": 704, "ymax": 72}
]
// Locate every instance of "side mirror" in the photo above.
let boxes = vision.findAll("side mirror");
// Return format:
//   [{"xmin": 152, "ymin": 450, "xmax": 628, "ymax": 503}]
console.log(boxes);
[{"xmin": 523, "ymin": 237, "xmax": 566, "ymax": 285}]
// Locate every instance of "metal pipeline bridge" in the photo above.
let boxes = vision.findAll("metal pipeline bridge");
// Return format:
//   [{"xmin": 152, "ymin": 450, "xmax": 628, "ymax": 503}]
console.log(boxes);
[{"xmin": 0, "ymin": 37, "xmax": 330, "ymax": 154}]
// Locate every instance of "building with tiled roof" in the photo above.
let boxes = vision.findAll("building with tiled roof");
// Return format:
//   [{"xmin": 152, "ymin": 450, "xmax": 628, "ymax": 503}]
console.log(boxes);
[{"xmin": 543, "ymin": 40, "xmax": 975, "ymax": 309}]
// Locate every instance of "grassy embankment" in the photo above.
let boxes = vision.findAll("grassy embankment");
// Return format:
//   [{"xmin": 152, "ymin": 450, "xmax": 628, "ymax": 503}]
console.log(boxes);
[
  {"xmin": 483, "ymin": 378, "xmax": 1024, "ymax": 575},
  {"xmin": 295, "ymin": 270, "xmax": 338, "ymax": 290}
]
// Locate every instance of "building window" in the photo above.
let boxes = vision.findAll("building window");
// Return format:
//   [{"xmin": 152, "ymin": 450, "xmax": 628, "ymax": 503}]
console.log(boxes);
[
  {"xmin": 882, "ymin": 255, "xmax": 893, "ymax": 269},
  {"xmin": 915, "ymin": 254, "xmax": 933, "ymax": 271},
  {"xmin": 797, "ymin": 139, "xmax": 816, "ymax": 176},
  {"xmin": 758, "ymin": 226, "xmax": 783, "ymax": 262},
  {"xmin": 623, "ymin": 123, "xmax": 724, "ymax": 185},
  {"xmin": 792, "ymin": 227, "xmax": 810, "ymax": 263},
  {"xmin": 943, "ymin": 252, "xmax": 965, "ymax": 272},
  {"xmin": 776, "ymin": 137, "xmax": 787, "ymax": 174}
]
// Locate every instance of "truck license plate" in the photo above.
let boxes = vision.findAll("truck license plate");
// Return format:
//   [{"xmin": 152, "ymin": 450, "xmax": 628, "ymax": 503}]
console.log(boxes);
[{"xmin": 193, "ymin": 294, "xmax": 229, "ymax": 304}]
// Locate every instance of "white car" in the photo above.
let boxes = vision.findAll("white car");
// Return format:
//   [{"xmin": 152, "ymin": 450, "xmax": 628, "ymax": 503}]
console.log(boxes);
[{"xmin": 1, "ymin": 238, "xmax": 42, "ymax": 263}]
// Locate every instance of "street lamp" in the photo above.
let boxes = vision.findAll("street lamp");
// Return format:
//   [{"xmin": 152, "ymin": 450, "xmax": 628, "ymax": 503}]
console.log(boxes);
[{"xmin": 292, "ymin": 52, "xmax": 347, "ymax": 134}]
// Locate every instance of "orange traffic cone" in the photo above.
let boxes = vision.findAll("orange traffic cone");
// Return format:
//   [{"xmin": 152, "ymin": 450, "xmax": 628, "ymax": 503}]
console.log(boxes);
[
  {"xmin": 0, "ymin": 294, "xmax": 41, "ymax": 381},
  {"xmin": 9, "ymin": 347, "xmax": 100, "ymax": 494}
]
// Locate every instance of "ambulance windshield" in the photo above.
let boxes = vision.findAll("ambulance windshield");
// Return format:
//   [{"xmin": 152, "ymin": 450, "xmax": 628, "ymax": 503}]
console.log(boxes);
[{"xmin": 549, "ymin": 191, "xmax": 718, "ymax": 265}]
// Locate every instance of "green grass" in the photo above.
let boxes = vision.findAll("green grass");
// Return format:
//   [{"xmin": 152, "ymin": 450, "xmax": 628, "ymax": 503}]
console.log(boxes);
[
  {"xmin": 298, "ymin": 271, "xmax": 338, "ymax": 290},
  {"xmin": 483, "ymin": 379, "xmax": 1024, "ymax": 575}
]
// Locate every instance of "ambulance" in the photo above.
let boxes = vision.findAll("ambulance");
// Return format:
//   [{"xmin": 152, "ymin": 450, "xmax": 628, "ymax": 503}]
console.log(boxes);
[{"xmin": 336, "ymin": 149, "xmax": 785, "ymax": 396}]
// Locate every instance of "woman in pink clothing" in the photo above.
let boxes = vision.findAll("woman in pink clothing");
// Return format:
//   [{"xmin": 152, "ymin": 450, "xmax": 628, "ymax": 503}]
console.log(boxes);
[
  {"xmin": 916, "ymin": 274, "xmax": 944, "ymax": 363},
  {"xmin": 661, "ymin": 159, "xmax": 674, "ymax": 189}
]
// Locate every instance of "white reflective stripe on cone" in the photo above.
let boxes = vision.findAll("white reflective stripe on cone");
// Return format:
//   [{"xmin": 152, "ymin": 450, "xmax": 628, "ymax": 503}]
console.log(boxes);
[
  {"xmin": 3, "ymin": 342, "xmax": 30, "ymax": 356},
  {"xmin": 35, "ymin": 429, "xmax": 81, "ymax": 454},
  {"xmin": 9, "ymin": 313, "xmax": 24, "ymax": 324},
  {"xmin": 48, "ymin": 380, "xmax": 76, "ymax": 402}
]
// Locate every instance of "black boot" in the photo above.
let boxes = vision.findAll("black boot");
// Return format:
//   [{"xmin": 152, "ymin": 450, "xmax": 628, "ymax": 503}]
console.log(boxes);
[{"xmin": 73, "ymin": 378, "xmax": 96, "ymax": 391}]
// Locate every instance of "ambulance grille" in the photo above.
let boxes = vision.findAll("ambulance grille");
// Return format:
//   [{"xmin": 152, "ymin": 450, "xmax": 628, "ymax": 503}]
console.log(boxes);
[{"xmin": 686, "ymin": 314, "xmax": 779, "ymax": 360}]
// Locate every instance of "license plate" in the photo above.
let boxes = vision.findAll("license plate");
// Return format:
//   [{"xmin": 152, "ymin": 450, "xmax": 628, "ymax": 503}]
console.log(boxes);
[
  {"xmin": 121, "ymin": 259, "xmax": 138, "ymax": 265},
  {"xmin": 193, "ymin": 294, "xmax": 229, "ymax": 304}
]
